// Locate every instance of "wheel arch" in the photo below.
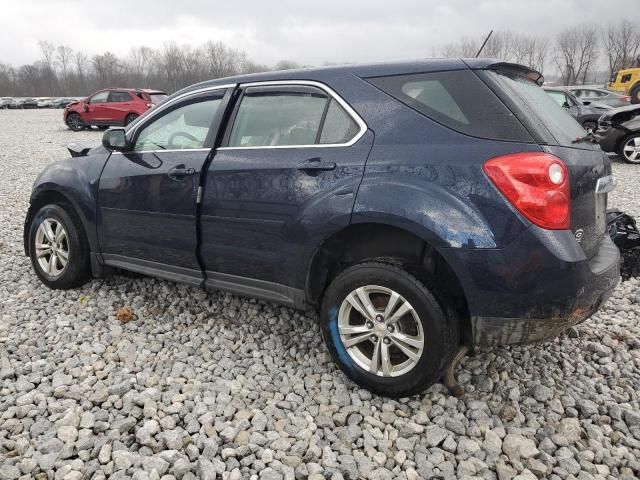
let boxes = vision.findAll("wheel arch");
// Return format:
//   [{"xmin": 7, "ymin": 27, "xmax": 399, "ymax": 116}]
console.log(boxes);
[{"xmin": 305, "ymin": 221, "xmax": 471, "ymax": 342}]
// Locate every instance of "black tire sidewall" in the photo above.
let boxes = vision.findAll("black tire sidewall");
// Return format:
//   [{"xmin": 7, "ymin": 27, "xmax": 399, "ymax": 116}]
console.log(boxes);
[
  {"xmin": 125, "ymin": 114, "xmax": 138, "ymax": 125},
  {"xmin": 320, "ymin": 263, "xmax": 456, "ymax": 397},
  {"xmin": 631, "ymin": 85, "xmax": 640, "ymax": 104},
  {"xmin": 66, "ymin": 113, "xmax": 84, "ymax": 131},
  {"xmin": 618, "ymin": 134, "xmax": 640, "ymax": 164},
  {"xmin": 29, "ymin": 204, "xmax": 89, "ymax": 289}
]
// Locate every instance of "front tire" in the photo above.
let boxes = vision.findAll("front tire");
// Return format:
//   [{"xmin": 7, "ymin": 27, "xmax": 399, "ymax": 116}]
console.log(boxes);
[
  {"xmin": 66, "ymin": 112, "xmax": 85, "ymax": 131},
  {"xmin": 320, "ymin": 261, "xmax": 459, "ymax": 397},
  {"xmin": 630, "ymin": 84, "xmax": 640, "ymax": 104},
  {"xmin": 28, "ymin": 204, "xmax": 91, "ymax": 289},
  {"xmin": 618, "ymin": 134, "xmax": 640, "ymax": 164},
  {"xmin": 582, "ymin": 121, "xmax": 597, "ymax": 133}
]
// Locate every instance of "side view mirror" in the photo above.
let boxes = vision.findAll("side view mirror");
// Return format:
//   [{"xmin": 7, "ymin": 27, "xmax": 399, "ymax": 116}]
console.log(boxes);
[
  {"xmin": 562, "ymin": 102, "xmax": 570, "ymax": 109},
  {"xmin": 102, "ymin": 128, "xmax": 129, "ymax": 152}
]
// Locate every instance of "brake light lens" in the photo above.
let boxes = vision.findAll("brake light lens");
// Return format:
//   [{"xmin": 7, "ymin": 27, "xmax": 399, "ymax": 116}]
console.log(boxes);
[{"xmin": 483, "ymin": 152, "xmax": 570, "ymax": 230}]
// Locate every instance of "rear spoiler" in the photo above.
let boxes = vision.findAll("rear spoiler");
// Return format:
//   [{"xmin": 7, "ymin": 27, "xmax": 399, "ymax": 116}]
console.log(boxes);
[{"xmin": 462, "ymin": 59, "xmax": 544, "ymax": 86}]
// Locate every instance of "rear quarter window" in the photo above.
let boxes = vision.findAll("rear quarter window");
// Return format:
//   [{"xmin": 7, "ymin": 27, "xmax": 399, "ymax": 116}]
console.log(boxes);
[{"xmin": 366, "ymin": 70, "xmax": 533, "ymax": 142}]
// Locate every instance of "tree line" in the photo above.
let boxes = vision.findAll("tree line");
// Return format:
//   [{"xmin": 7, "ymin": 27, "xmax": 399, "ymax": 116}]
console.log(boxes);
[
  {"xmin": 438, "ymin": 20, "xmax": 640, "ymax": 85},
  {"xmin": 1, "ymin": 20, "xmax": 639, "ymax": 97},
  {"xmin": 0, "ymin": 40, "xmax": 301, "ymax": 97}
]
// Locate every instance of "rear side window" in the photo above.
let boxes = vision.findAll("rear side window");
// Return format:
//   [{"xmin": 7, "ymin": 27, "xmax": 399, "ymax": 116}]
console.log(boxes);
[
  {"xmin": 320, "ymin": 99, "xmax": 359, "ymax": 144},
  {"xmin": 229, "ymin": 90, "xmax": 327, "ymax": 147},
  {"xmin": 109, "ymin": 91, "xmax": 132, "ymax": 102},
  {"xmin": 367, "ymin": 70, "xmax": 533, "ymax": 142},
  {"xmin": 487, "ymin": 71, "xmax": 586, "ymax": 146},
  {"xmin": 227, "ymin": 86, "xmax": 362, "ymax": 147},
  {"xmin": 621, "ymin": 74, "xmax": 632, "ymax": 83}
]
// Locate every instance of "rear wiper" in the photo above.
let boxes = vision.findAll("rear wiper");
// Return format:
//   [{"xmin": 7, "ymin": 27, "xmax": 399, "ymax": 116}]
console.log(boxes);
[{"xmin": 572, "ymin": 131, "xmax": 598, "ymax": 144}]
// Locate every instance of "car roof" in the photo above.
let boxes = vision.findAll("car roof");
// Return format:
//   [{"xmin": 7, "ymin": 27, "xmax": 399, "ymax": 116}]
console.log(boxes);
[{"xmin": 174, "ymin": 58, "xmax": 536, "ymax": 96}]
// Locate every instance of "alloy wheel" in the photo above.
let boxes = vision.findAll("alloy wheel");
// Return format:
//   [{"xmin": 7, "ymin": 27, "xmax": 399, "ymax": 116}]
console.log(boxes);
[
  {"xmin": 338, "ymin": 285, "xmax": 425, "ymax": 377},
  {"xmin": 623, "ymin": 137, "xmax": 640, "ymax": 163},
  {"xmin": 67, "ymin": 114, "xmax": 83, "ymax": 130},
  {"xmin": 35, "ymin": 218, "xmax": 69, "ymax": 277}
]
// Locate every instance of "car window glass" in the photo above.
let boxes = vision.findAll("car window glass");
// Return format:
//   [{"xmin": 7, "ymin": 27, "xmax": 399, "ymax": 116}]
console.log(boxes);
[
  {"xmin": 546, "ymin": 91, "xmax": 567, "ymax": 107},
  {"xmin": 90, "ymin": 91, "xmax": 109, "ymax": 103},
  {"xmin": 134, "ymin": 98, "xmax": 221, "ymax": 151},
  {"xmin": 490, "ymin": 72, "xmax": 586, "ymax": 146},
  {"xmin": 367, "ymin": 70, "xmax": 533, "ymax": 142},
  {"xmin": 622, "ymin": 74, "xmax": 631, "ymax": 83},
  {"xmin": 109, "ymin": 91, "xmax": 131, "ymax": 102},
  {"xmin": 319, "ymin": 99, "xmax": 359, "ymax": 144},
  {"xmin": 229, "ymin": 90, "xmax": 327, "ymax": 147}
]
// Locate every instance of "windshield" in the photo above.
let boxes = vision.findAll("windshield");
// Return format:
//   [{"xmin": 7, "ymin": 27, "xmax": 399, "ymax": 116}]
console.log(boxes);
[
  {"xmin": 149, "ymin": 93, "xmax": 168, "ymax": 105},
  {"xmin": 487, "ymin": 71, "xmax": 587, "ymax": 146}
]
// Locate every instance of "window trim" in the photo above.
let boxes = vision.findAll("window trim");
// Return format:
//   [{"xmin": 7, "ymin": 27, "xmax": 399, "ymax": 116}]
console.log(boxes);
[
  {"xmin": 115, "ymin": 84, "xmax": 235, "ymax": 154},
  {"xmin": 217, "ymin": 80, "xmax": 367, "ymax": 150}
]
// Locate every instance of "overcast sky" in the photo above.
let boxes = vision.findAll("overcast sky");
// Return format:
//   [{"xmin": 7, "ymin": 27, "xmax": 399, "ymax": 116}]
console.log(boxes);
[{"xmin": 1, "ymin": 0, "xmax": 638, "ymax": 67}]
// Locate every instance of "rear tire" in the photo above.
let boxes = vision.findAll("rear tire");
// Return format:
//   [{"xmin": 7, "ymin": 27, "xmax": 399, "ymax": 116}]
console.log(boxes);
[
  {"xmin": 320, "ymin": 261, "xmax": 459, "ymax": 397},
  {"xmin": 66, "ymin": 112, "xmax": 85, "ymax": 132},
  {"xmin": 618, "ymin": 134, "xmax": 640, "ymax": 164},
  {"xmin": 125, "ymin": 114, "xmax": 138, "ymax": 126},
  {"xmin": 28, "ymin": 203, "xmax": 91, "ymax": 289}
]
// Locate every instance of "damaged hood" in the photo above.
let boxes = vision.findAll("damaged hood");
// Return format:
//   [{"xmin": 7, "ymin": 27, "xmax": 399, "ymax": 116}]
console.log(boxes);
[{"xmin": 601, "ymin": 104, "xmax": 640, "ymax": 125}]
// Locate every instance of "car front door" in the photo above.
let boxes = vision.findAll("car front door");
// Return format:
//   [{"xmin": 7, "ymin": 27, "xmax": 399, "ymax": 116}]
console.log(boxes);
[
  {"xmin": 97, "ymin": 87, "xmax": 231, "ymax": 285},
  {"xmin": 200, "ymin": 82, "xmax": 372, "ymax": 302},
  {"xmin": 85, "ymin": 91, "xmax": 110, "ymax": 124}
]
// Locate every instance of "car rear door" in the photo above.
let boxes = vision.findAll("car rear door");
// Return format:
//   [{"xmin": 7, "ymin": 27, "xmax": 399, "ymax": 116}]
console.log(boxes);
[
  {"xmin": 97, "ymin": 87, "xmax": 232, "ymax": 285},
  {"xmin": 85, "ymin": 91, "xmax": 110, "ymax": 123},
  {"xmin": 200, "ymin": 81, "xmax": 372, "ymax": 299},
  {"xmin": 106, "ymin": 91, "xmax": 134, "ymax": 125}
]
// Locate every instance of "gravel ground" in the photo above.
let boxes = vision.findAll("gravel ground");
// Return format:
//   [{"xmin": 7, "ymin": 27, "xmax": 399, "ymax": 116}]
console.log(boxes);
[{"xmin": 1, "ymin": 109, "xmax": 639, "ymax": 480}]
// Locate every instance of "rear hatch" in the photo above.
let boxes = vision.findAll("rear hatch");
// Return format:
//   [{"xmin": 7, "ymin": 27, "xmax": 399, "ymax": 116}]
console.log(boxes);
[{"xmin": 478, "ymin": 66, "xmax": 611, "ymax": 259}]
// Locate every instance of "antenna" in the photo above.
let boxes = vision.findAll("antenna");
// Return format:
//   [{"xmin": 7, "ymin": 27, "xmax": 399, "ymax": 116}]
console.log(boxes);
[{"xmin": 475, "ymin": 30, "xmax": 494, "ymax": 58}]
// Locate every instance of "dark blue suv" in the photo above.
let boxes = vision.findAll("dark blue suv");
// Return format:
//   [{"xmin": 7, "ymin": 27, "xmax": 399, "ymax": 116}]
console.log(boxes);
[{"xmin": 25, "ymin": 59, "xmax": 619, "ymax": 396}]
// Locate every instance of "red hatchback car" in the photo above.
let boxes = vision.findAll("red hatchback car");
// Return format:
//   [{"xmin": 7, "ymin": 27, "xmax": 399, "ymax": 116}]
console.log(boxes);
[{"xmin": 64, "ymin": 88, "xmax": 167, "ymax": 131}]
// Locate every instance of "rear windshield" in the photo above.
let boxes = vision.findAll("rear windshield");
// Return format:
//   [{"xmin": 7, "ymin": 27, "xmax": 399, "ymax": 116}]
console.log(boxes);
[
  {"xmin": 366, "ymin": 70, "xmax": 533, "ymax": 142},
  {"xmin": 486, "ymin": 71, "xmax": 586, "ymax": 146},
  {"xmin": 149, "ymin": 93, "xmax": 168, "ymax": 105}
]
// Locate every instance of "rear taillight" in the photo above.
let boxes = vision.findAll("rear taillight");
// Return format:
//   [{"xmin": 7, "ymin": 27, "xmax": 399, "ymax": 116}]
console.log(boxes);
[
  {"xmin": 622, "ymin": 96, "xmax": 631, "ymax": 103},
  {"xmin": 483, "ymin": 152, "xmax": 570, "ymax": 230}
]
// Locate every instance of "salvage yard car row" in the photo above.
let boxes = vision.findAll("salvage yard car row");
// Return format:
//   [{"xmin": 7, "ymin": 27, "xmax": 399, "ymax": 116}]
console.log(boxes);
[{"xmin": 0, "ymin": 96, "xmax": 79, "ymax": 109}]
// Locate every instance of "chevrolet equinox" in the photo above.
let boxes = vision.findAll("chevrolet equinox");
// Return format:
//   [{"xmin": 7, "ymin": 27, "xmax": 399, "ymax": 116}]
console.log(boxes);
[{"xmin": 25, "ymin": 59, "xmax": 619, "ymax": 397}]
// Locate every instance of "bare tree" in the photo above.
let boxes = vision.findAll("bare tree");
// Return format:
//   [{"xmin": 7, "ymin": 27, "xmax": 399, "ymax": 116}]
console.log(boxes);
[
  {"xmin": 603, "ymin": 20, "xmax": 640, "ymax": 74},
  {"xmin": 511, "ymin": 35, "xmax": 548, "ymax": 72},
  {"xmin": 56, "ymin": 46, "xmax": 74, "ymax": 95},
  {"xmin": 203, "ymin": 41, "xmax": 243, "ymax": 78},
  {"xmin": 554, "ymin": 25, "xmax": 599, "ymax": 85},
  {"xmin": 38, "ymin": 40, "xmax": 57, "ymax": 95},
  {"xmin": 74, "ymin": 51, "xmax": 89, "ymax": 92},
  {"xmin": 129, "ymin": 46, "xmax": 155, "ymax": 85}
]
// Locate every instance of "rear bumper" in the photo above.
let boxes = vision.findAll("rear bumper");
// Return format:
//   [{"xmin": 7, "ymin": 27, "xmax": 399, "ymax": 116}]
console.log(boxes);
[{"xmin": 442, "ymin": 227, "xmax": 620, "ymax": 348}]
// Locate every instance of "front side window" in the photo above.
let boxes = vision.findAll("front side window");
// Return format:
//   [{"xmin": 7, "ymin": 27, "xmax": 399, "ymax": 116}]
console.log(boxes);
[
  {"xmin": 229, "ymin": 89, "xmax": 327, "ymax": 147},
  {"xmin": 134, "ymin": 97, "xmax": 221, "ymax": 151},
  {"xmin": 109, "ymin": 91, "xmax": 132, "ymax": 103},
  {"xmin": 622, "ymin": 74, "xmax": 632, "ymax": 83},
  {"xmin": 90, "ymin": 91, "xmax": 109, "ymax": 103}
]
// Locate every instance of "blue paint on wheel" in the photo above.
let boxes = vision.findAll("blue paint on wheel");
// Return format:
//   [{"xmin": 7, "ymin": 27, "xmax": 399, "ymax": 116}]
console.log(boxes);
[{"xmin": 327, "ymin": 305, "xmax": 354, "ymax": 371}]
